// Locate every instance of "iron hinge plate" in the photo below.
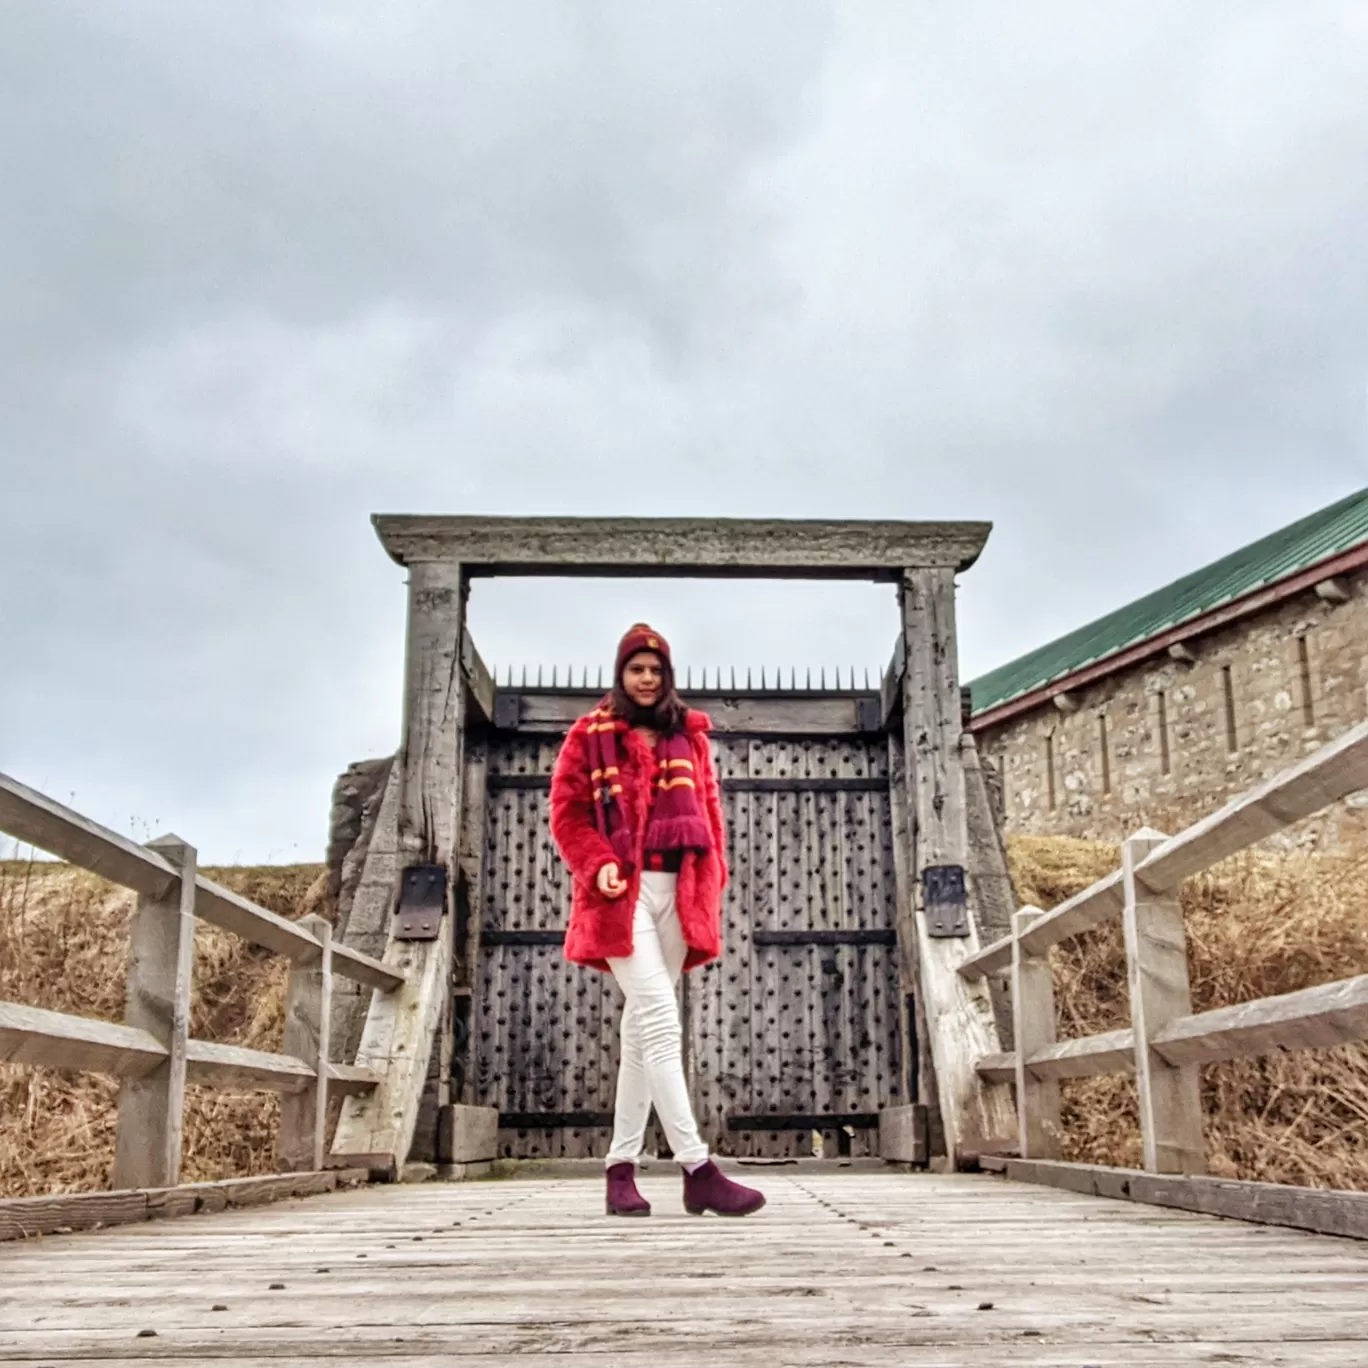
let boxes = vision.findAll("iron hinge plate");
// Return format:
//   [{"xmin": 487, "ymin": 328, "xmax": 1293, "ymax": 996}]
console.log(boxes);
[
  {"xmin": 394, "ymin": 863, "xmax": 448, "ymax": 941},
  {"xmin": 492, "ymin": 691, "xmax": 522, "ymax": 730},
  {"xmin": 923, "ymin": 863, "xmax": 969, "ymax": 937}
]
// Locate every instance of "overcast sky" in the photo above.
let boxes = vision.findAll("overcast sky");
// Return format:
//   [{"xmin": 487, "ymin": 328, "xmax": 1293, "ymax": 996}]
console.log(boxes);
[{"xmin": 3, "ymin": 2, "xmax": 1367, "ymax": 863}]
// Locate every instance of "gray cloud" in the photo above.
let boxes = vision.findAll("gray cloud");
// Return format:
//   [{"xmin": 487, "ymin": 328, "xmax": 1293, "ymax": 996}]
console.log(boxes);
[{"xmin": 3, "ymin": 1, "xmax": 1366, "ymax": 860}]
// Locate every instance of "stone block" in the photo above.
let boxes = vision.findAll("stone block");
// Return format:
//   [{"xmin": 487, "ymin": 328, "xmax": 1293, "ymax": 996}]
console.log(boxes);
[{"xmin": 438, "ymin": 1104, "xmax": 500, "ymax": 1164}]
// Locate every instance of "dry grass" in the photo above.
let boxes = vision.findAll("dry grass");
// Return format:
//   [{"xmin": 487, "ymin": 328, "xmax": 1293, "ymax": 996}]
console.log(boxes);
[
  {"xmin": 1009, "ymin": 834, "xmax": 1368, "ymax": 1189},
  {"xmin": 0, "ymin": 859, "xmax": 329, "ymax": 1197}
]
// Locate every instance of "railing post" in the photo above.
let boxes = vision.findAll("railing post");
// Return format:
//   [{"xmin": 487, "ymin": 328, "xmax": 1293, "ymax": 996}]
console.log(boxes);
[
  {"xmin": 1122, "ymin": 828, "xmax": 1206, "ymax": 1175},
  {"xmin": 1011, "ymin": 905, "xmax": 1061, "ymax": 1159},
  {"xmin": 279, "ymin": 915, "xmax": 333, "ymax": 1172},
  {"xmin": 113, "ymin": 834, "xmax": 196, "ymax": 1190}
]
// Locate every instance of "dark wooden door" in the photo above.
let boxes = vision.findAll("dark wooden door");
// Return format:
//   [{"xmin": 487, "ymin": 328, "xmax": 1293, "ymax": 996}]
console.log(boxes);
[{"xmin": 472, "ymin": 697, "xmax": 905, "ymax": 1159}]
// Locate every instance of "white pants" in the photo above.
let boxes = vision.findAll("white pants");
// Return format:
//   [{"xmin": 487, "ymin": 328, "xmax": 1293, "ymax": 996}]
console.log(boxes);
[{"xmin": 604, "ymin": 872, "xmax": 710, "ymax": 1167}]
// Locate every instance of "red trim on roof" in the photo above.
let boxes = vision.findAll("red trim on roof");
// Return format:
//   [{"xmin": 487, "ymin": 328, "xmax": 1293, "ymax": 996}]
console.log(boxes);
[{"xmin": 968, "ymin": 542, "xmax": 1368, "ymax": 734}]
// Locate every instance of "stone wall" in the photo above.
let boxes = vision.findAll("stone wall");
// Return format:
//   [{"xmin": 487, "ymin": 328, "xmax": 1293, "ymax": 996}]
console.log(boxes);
[{"xmin": 975, "ymin": 569, "xmax": 1368, "ymax": 846}]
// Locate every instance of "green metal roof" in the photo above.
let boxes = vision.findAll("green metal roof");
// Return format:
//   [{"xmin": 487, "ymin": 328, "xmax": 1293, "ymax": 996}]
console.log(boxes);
[{"xmin": 968, "ymin": 486, "xmax": 1368, "ymax": 716}]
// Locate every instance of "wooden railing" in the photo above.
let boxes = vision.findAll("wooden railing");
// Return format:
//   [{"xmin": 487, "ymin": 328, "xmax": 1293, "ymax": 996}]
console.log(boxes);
[
  {"xmin": 0, "ymin": 771, "xmax": 405, "ymax": 1189},
  {"xmin": 961, "ymin": 719, "xmax": 1368, "ymax": 1176}
]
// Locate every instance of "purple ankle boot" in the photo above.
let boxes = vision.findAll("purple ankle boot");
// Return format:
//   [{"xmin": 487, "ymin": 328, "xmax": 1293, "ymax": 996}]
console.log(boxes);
[
  {"xmin": 605, "ymin": 1163, "xmax": 651, "ymax": 1217},
  {"xmin": 683, "ymin": 1161, "xmax": 766, "ymax": 1217}
]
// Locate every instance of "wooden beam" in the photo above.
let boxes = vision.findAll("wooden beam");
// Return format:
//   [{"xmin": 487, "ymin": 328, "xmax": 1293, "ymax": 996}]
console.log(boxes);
[
  {"xmin": 900, "ymin": 567, "xmax": 1014, "ymax": 1167},
  {"xmin": 113, "ymin": 834, "xmax": 196, "ymax": 1190},
  {"xmin": 997, "ymin": 1159, "xmax": 1368, "ymax": 1241},
  {"xmin": 1017, "ymin": 870, "xmax": 1125, "ymax": 957},
  {"xmin": 0, "ymin": 771, "xmax": 178, "ymax": 897},
  {"xmin": 332, "ymin": 559, "xmax": 467, "ymax": 1173},
  {"xmin": 373, "ymin": 515, "xmax": 992, "ymax": 579},
  {"xmin": 1026, "ymin": 1028, "xmax": 1137, "ymax": 1079},
  {"xmin": 974, "ymin": 1053, "xmax": 1015, "ymax": 1086},
  {"xmin": 508, "ymin": 692, "xmax": 877, "ymax": 737},
  {"xmin": 1123, "ymin": 829, "xmax": 1205, "ymax": 1176},
  {"xmin": 887, "ymin": 735, "xmax": 942, "ymax": 1152},
  {"xmin": 1152, "ymin": 971, "xmax": 1368, "ymax": 1065},
  {"xmin": 327, "ymin": 1062, "xmax": 380, "ymax": 1095},
  {"xmin": 279, "ymin": 914, "xmax": 332, "ymax": 1172},
  {"xmin": 0, "ymin": 1170, "xmax": 370, "ymax": 1244},
  {"xmin": 460, "ymin": 625, "xmax": 495, "ymax": 726},
  {"xmin": 0, "ymin": 1000, "xmax": 168, "ymax": 1076},
  {"xmin": 193, "ymin": 874, "xmax": 324, "ymax": 962},
  {"xmin": 184, "ymin": 1040, "xmax": 314, "ymax": 1093},
  {"xmin": 330, "ymin": 942, "xmax": 405, "ymax": 992},
  {"xmin": 1011, "ymin": 907, "xmax": 1061, "ymax": 1159}
]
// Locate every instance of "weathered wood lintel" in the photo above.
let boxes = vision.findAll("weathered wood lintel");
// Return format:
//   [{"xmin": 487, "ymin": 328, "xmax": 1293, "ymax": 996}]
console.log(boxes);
[{"xmin": 373, "ymin": 515, "xmax": 991, "ymax": 579}]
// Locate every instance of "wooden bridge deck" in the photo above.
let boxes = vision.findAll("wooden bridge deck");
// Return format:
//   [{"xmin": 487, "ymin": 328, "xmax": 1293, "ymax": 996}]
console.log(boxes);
[{"xmin": 2, "ymin": 1167, "xmax": 1367, "ymax": 1365}]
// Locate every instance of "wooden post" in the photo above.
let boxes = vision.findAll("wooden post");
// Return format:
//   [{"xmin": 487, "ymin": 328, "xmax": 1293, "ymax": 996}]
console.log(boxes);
[
  {"xmin": 279, "ymin": 915, "xmax": 332, "ymax": 1172},
  {"xmin": 1123, "ymin": 828, "xmax": 1206, "ymax": 1175},
  {"xmin": 900, "ymin": 567, "xmax": 1015, "ymax": 1166},
  {"xmin": 331, "ymin": 559, "xmax": 467, "ymax": 1176},
  {"xmin": 887, "ymin": 734, "xmax": 942, "ymax": 1154},
  {"xmin": 1012, "ymin": 906, "xmax": 1061, "ymax": 1159},
  {"xmin": 113, "ymin": 834, "xmax": 196, "ymax": 1190}
]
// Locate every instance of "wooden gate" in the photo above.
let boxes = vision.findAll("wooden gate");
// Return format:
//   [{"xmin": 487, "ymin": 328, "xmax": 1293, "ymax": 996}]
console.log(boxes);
[{"xmin": 469, "ymin": 688, "xmax": 909, "ymax": 1159}]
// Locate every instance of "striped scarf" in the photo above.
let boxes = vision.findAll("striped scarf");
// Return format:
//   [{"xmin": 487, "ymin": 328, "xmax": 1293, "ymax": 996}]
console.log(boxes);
[{"xmin": 585, "ymin": 705, "xmax": 712, "ymax": 870}]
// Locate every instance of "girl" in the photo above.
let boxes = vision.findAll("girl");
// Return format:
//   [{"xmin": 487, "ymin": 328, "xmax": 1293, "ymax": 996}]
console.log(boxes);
[{"xmin": 549, "ymin": 624, "xmax": 766, "ymax": 1218}]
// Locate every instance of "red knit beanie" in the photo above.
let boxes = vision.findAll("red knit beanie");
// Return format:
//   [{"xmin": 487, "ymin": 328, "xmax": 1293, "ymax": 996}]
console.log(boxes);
[{"xmin": 615, "ymin": 623, "xmax": 672, "ymax": 683}]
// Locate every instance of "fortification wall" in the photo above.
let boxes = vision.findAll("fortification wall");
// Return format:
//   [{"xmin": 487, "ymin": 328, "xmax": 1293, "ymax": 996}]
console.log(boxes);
[{"xmin": 976, "ymin": 568, "xmax": 1368, "ymax": 845}]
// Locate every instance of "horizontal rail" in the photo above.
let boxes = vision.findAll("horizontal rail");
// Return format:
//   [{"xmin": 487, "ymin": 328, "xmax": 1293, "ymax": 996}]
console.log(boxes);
[
  {"xmin": 1151, "ymin": 973, "xmax": 1368, "ymax": 1066},
  {"xmin": 0, "ymin": 770, "xmax": 399, "ymax": 989},
  {"xmin": 331, "ymin": 943, "xmax": 405, "ymax": 992},
  {"xmin": 980, "ymin": 974, "xmax": 1368, "ymax": 1082},
  {"xmin": 0, "ymin": 1000, "xmax": 168, "ymax": 1077},
  {"xmin": 0, "ymin": 773, "xmax": 178, "ymax": 898},
  {"xmin": 981, "ymin": 1029, "xmax": 1138, "ymax": 1085},
  {"xmin": 0, "ymin": 999, "xmax": 379, "ymax": 1095}
]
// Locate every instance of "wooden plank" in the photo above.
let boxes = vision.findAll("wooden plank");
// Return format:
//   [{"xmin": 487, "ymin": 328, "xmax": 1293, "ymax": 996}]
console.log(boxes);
[
  {"xmin": 279, "ymin": 915, "xmax": 333, "ymax": 1172},
  {"xmin": 332, "ymin": 558, "xmax": 466, "ymax": 1173},
  {"xmin": 887, "ymin": 735, "xmax": 941, "ymax": 1153},
  {"xmin": 1011, "ymin": 906, "xmax": 1061, "ymax": 1159},
  {"xmin": 0, "ymin": 1000, "xmax": 167, "ymax": 1076},
  {"xmin": 1000, "ymin": 1159, "xmax": 1368, "ymax": 1241},
  {"xmin": 1152, "ymin": 972, "xmax": 1368, "ymax": 1065},
  {"xmin": 1123, "ymin": 829, "xmax": 1205, "ymax": 1176},
  {"xmin": 373, "ymin": 514, "xmax": 992, "ymax": 579},
  {"xmin": 877, "ymin": 1104, "xmax": 928, "ymax": 1162},
  {"xmin": 460, "ymin": 625, "xmax": 495, "ymax": 727},
  {"xmin": 900, "ymin": 567, "xmax": 1014, "ymax": 1166},
  {"xmin": 1016, "ymin": 869, "xmax": 1125, "ymax": 957},
  {"xmin": 510, "ymin": 692, "xmax": 871, "ymax": 737},
  {"xmin": 0, "ymin": 1191, "xmax": 149, "ymax": 1243},
  {"xmin": 328, "ymin": 1063, "xmax": 380, "ymax": 1095},
  {"xmin": 1136, "ymin": 717, "xmax": 1368, "ymax": 893},
  {"xmin": 956, "ymin": 934, "xmax": 1012, "ymax": 980},
  {"xmin": 0, "ymin": 771, "xmax": 178, "ymax": 896},
  {"xmin": 184, "ymin": 1040, "xmax": 314, "ymax": 1093},
  {"xmin": 113, "ymin": 834, "xmax": 197, "ymax": 1190},
  {"xmin": 1027, "ymin": 1027, "xmax": 1137, "ymax": 1079},
  {"xmin": 331, "ymin": 942, "xmax": 405, "ymax": 993},
  {"xmin": 193, "ymin": 874, "xmax": 323, "ymax": 962},
  {"xmin": 974, "ymin": 1052, "xmax": 1015, "ymax": 1085}
]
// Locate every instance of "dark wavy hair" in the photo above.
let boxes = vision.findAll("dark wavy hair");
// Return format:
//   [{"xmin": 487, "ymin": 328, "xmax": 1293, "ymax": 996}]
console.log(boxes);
[{"xmin": 611, "ymin": 651, "xmax": 688, "ymax": 736}]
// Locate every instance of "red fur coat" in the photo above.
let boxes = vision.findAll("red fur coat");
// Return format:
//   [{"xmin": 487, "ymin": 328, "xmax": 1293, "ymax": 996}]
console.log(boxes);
[{"xmin": 549, "ymin": 709, "xmax": 727, "ymax": 972}]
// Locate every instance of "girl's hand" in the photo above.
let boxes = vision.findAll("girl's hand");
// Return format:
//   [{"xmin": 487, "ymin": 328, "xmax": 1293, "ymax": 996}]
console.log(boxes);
[{"xmin": 597, "ymin": 862, "xmax": 629, "ymax": 899}]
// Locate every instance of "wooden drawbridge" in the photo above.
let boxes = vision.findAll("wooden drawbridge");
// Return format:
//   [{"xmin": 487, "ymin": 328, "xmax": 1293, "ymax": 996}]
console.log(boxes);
[{"xmin": 4, "ymin": 515, "xmax": 1368, "ymax": 1361}]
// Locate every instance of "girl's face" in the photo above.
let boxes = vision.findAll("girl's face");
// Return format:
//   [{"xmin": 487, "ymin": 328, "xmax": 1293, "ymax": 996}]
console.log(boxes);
[{"xmin": 622, "ymin": 651, "xmax": 664, "ymax": 709}]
